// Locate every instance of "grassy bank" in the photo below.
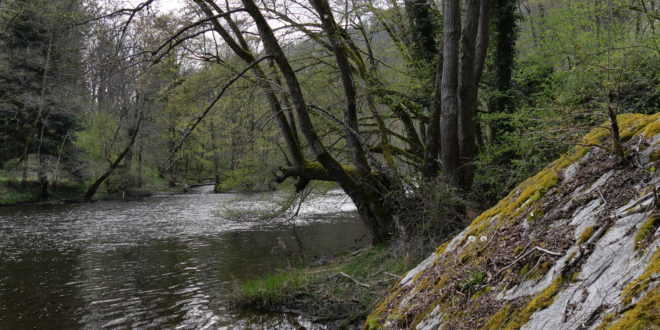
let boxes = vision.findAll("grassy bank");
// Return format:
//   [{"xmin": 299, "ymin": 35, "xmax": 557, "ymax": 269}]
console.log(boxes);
[
  {"xmin": 0, "ymin": 178, "xmax": 90, "ymax": 206},
  {"xmin": 0, "ymin": 175, "xmax": 188, "ymax": 206},
  {"xmin": 232, "ymin": 246, "xmax": 418, "ymax": 328}
]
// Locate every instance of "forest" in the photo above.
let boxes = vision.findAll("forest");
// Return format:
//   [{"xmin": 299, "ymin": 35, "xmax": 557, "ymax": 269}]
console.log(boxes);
[{"xmin": 0, "ymin": 0, "xmax": 658, "ymax": 328}]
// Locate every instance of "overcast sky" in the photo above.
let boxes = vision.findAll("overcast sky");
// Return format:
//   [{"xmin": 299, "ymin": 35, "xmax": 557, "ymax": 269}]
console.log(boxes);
[
  {"xmin": 158, "ymin": 0, "xmax": 186, "ymax": 12},
  {"xmin": 121, "ymin": 0, "xmax": 187, "ymax": 13}
]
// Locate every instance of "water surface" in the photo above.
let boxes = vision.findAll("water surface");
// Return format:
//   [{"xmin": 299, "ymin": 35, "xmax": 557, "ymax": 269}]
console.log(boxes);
[{"xmin": 0, "ymin": 188, "xmax": 367, "ymax": 329}]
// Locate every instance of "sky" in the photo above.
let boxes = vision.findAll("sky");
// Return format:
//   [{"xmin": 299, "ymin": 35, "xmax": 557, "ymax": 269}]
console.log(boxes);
[
  {"xmin": 121, "ymin": 0, "xmax": 187, "ymax": 13},
  {"xmin": 157, "ymin": 0, "xmax": 186, "ymax": 12}
]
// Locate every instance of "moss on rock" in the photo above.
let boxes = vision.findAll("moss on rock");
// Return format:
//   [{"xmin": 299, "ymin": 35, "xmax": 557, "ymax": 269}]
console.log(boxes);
[
  {"xmin": 634, "ymin": 214, "xmax": 659, "ymax": 251},
  {"xmin": 621, "ymin": 249, "xmax": 659, "ymax": 306},
  {"xmin": 366, "ymin": 114, "xmax": 660, "ymax": 329}
]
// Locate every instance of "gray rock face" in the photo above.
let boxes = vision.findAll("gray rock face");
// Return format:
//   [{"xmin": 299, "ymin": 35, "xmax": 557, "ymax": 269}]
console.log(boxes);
[{"xmin": 368, "ymin": 114, "xmax": 659, "ymax": 330}]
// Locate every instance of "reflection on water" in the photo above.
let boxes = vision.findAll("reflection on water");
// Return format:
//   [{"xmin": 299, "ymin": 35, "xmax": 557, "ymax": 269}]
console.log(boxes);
[{"xmin": 0, "ymin": 189, "xmax": 368, "ymax": 329}]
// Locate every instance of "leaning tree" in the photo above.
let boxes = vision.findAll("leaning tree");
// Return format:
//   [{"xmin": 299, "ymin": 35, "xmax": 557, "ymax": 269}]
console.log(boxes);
[{"xmin": 100, "ymin": 0, "xmax": 494, "ymax": 243}]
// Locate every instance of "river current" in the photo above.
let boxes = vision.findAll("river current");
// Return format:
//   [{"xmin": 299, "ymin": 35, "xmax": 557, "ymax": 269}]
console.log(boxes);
[{"xmin": 0, "ymin": 187, "xmax": 368, "ymax": 329}]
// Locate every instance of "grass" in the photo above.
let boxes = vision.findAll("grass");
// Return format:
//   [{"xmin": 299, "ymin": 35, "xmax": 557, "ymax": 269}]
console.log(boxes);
[
  {"xmin": 233, "ymin": 246, "xmax": 417, "ymax": 327},
  {"xmin": 0, "ymin": 168, "xmax": 188, "ymax": 206},
  {"xmin": 0, "ymin": 180, "xmax": 90, "ymax": 206},
  {"xmin": 239, "ymin": 269, "xmax": 310, "ymax": 309}
]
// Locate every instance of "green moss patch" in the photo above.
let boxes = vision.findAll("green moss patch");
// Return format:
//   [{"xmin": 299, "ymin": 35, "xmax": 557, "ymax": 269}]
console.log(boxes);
[
  {"xmin": 578, "ymin": 225, "xmax": 596, "ymax": 244},
  {"xmin": 634, "ymin": 214, "xmax": 659, "ymax": 251},
  {"xmin": 621, "ymin": 250, "xmax": 659, "ymax": 306},
  {"xmin": 503, "ymin": 275, "xmax": 565, "ymax": 329},
  {"xmin": 607, "ymin": 287, "xmax": 659, "ymax": 330}
]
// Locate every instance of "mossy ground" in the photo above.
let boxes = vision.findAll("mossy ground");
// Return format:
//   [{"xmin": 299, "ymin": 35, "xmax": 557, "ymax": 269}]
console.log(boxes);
[
  {"xmin": 233, "ymin": 246, "xmax": 417, "ymax": 328},
  {"xmin": 607, "ymin": 287, "xmax": 659, "ymax": 330}
]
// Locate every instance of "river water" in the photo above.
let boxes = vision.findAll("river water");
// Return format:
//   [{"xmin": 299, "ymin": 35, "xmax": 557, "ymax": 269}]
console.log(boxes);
[{"xmin": 0, "ymin": 187, "xmax": 368, "ymax": 329}]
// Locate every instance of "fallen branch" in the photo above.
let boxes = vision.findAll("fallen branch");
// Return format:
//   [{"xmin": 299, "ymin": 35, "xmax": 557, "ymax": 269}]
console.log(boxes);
[
  {"xmin": 384, "ymin": 271, "xmax": 400, "ymax": 278},
  {"xmin": 337, "ymin": 272, "xmax": 371, "ymax": 288},
  {"xmin": 496, "ymin": 246, "xmax": 562, "ymax": 277}
]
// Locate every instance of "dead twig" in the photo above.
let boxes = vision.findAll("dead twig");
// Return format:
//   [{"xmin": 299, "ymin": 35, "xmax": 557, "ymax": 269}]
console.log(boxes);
[
  {"xmin": 496, "ymin": 246, "xmax": 562, "ymax": 277},
  {"xmin": 597, "ymin": 188, "xmax": 607, "ymax": 206},
  {"xmin": 337, "ymin": 272, "xmax": 371, "ymax": 288},
  {"xmin": 384, "ymin": 271, "xmax": 400, "ymax": 278}
]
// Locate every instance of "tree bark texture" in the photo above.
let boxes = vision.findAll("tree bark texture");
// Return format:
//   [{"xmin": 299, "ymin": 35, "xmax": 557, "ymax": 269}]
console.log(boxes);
[
  {"xmin": 457, "ymin": 0, "xmax": 482, "ymax": 190},
  {"xmin": 440, "ymin": 0, "xmax": 461, "ymax": 186}
]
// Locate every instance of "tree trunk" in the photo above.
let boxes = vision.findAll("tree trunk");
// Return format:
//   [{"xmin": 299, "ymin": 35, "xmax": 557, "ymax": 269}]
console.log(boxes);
[
  {"xmin": 309, "ymin": 0, "xmax": 372, "ymax": 177},
  {"xmin": 457, "ymin": 0, "xmax": 481, "ymax": 190},
  {"xmin": 37, "ymin": 120, "xmax": 49, "ymax": 200},
  {"xmin": 210, "ymin": 119, "xmax": 220, "ymax": 185},
  {"xmin": 423, "ymin": 55, "xmax": 443, "ymax": 178},
  {"xmin": 35, "ymin": 36, "xmax": 53, "ymax": 200},
  {"xmin": 195, "ymin": 0, "xmax": 305, "ymax": 170},
  {"xmin": 137, "ymin": 142, "xmax": 143, "ymax": 188},
  {"xmin": 241, "ymin": 0, "xmax": 393, "ymax": 243},
  {"xmin": 21, "ymin": 144, "xmax": 29, "ymax": 190},
  {"xmin": 84, "ymin": 112, "xmax": 143, "ymax": 201},
  {"xmin": 440, "ymin": 0, "xmax": 461, "ymax": 186}
]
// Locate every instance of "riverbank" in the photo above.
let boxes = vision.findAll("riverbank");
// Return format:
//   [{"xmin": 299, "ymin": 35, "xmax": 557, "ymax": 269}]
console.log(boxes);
[
  {"xmin": 232, "ymin": 246, "xmax": 419, "ymax": 328},
  {"xmin": 0, "ymin": 178, "xmax": 185, "ymax": 207}
]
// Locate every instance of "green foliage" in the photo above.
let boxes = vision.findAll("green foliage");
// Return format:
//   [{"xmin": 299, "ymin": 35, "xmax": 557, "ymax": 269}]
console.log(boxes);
[
  {"xmin": 473, "ymin": 0, "xmax": 658, "ymax": 205},
  {"xmin": 0, "ymin": 0, "xmax": 84, "ymax": 164},
  {"xmin": 73, "ymin": 112, "xmax": 118, "ymax": 176},
  {"xmin": 459, "ymin": 269, "xmax": 485, "ymax": 293},
  {"xmin": 216, "ymin": 163, "xmax": 276, "ymax": 193},
  {"xmin": 0, "ymin": 177, "xmax": 87, "ymax": 205},
  {"xmin": 238, "ymin": 269, "xmax": 310, "ymax": 310},
  {"xmin": 341, "ymin": 245, "xmax": 412, "ymax": 278},
  {"xmin": 516, "ymin": 0, "xmax": 658, "ymax": 114},
  {"xmin": 234, "ymin": 246, "xmax": 419, "ymax": 326}
]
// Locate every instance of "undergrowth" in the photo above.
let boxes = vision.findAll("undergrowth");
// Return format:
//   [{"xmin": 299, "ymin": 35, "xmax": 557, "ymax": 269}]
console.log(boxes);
[{"xmin": 232, "ymin": 245, "xmax": 418, "ymax": 328}]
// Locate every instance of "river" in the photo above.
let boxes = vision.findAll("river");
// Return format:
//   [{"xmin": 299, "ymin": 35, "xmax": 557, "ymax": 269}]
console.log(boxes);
[{"xmin": 0, "ymin": 187, "xmax": 368, "ymax": 329}]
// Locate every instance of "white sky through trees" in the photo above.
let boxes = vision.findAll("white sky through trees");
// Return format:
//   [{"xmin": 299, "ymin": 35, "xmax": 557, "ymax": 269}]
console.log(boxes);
[{"xmin": 158, "ymin": 0, "xmax": 186, "ymax": 12}]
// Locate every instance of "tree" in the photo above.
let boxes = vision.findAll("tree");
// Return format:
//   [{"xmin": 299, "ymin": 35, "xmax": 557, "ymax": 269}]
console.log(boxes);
[
  {"xmin": 0, "ymin": 0, "xmax": 86, "ymax": 198},
  {"xmin": 438, "ymin": 0, "xmax": 491, "ymax": 189},
  {"xmin": 87, "ymin": 0, "xmax": 494, "ymax": 242}
]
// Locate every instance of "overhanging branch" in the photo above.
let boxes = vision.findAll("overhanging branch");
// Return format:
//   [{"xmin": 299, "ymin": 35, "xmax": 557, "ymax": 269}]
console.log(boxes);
[{"xmin": 163, "ymin": 55, "xmax": 275, "ymax": 168}]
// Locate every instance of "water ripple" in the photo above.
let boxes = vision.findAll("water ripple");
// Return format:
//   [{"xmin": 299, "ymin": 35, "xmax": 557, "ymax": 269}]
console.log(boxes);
[{"xmin": 0, "ymin": 191, "xmax": 367, "ymax": 329}]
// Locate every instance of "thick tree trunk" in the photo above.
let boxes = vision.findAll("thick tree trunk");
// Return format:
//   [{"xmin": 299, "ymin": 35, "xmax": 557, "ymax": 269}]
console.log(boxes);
[
  {"xmin": 423, "ymin": 55, "xmax": 443, "ymax": 178},
  {"xmin": 457, "ymin": 0, "xmax": 482, "ymax": 190},
  {"xmin": 241, "ymin": 0, "xmax": 393, "ymax": 243},
  {"xmin": 440, "ymin": 0, "xmax": 461, "ymax": 186},
  {"xmin": 474, "ymin": 0, "xmax": 493, "ymax": 82},
  {"xmin": 309, "ymin": 0, "xmax": 372, "ymax": 177}
]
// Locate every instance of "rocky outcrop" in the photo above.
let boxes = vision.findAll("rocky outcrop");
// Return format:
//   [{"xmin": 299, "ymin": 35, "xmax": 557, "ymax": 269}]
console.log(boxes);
[{"xmin": 367, "ymin": 113, "xmax": 660, "ymax": 329}]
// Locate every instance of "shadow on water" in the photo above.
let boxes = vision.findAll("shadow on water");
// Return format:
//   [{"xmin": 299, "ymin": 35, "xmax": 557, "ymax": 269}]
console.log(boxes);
[{"xmin": 0, "ymin": 191, "xmax": 368, "ymax": 329}]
